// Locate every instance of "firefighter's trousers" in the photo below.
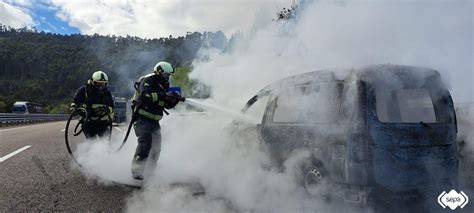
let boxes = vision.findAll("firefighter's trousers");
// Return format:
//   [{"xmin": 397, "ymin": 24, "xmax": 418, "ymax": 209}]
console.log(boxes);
[{"xmin": 132, "ymin": 117, "xmax": 161, "ymax": 176}]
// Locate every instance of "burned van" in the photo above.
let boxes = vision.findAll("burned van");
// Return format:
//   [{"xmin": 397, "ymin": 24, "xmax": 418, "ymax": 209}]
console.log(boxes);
[{"xmin": 240, "ymin": 64, "xmax": 458, "ymax": 206}]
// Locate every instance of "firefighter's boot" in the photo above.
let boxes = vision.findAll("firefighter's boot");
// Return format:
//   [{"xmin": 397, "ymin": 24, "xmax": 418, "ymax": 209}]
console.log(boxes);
[{"xmin": 131, "ymin": 155, "xmax": 146, "ymax": 180}]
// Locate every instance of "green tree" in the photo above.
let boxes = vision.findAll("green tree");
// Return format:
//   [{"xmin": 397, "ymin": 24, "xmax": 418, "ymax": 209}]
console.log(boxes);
[
  {"xmin": 171, "ymin": 65, "xmax": 192, "ymax": 96},
  {"xmin": 0, "ymin": 24, "xmax": 228, "ymax": 112},
  {"xmin": 0, "ymin": 100, "xmax": 7, "ymax": 113}
]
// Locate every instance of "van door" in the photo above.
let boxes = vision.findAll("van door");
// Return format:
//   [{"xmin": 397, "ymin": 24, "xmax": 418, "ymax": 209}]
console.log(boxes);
[
  {"xmin": 367, "ymin": 85, "xmax": 458, "ymax": 193},
  {"xmin": 260, "ymin": 82, "xmax": 347, "ymax": 182},
  {"xmin": 236, "ymin": 91, "xmax": 272, "ymax": 152}
]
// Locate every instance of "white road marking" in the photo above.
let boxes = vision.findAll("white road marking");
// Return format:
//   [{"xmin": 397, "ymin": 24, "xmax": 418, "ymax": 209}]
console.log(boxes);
[
  {"xmin": 0, "ymin": 146, "xmax": 31, "ymax": 162},
  {"xmin": 0, "ymin": 124, "xmax": 47, "ymax": 132},
  {"xmin": 61, "ymin": 129, "xmax": 65, "ymax": 132},
  {"xmin": 114, "ymin": 127, "xmax": 124, "ymax": 132}
]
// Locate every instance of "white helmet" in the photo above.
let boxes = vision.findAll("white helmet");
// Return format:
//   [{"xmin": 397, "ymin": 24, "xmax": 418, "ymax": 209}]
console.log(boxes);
[
  {"xmin": 91, "ymin": 71, "xmax": 108, "ymax": 90},
  {"xmin": 92, "ymin": 71, "xmax": 108, "ymax": 83},
  {"xmin": 153, "ymin": 61, "xmax": 175, "ymax": 75}
]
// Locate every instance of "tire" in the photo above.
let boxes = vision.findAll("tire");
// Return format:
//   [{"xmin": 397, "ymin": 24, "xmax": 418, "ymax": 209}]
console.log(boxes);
[
  {"xmin": 303, "ymin": 165, "xmax": 325, "ymax": 195},
  {"xmin": 296, "ymin": 158, "xmax": 331, "ymax": 200}
]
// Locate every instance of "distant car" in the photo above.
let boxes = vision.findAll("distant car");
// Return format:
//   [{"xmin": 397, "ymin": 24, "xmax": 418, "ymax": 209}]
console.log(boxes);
[
  {"xmin": 235, "ymin": 64, "xmax": 458, "ymax": 206},
  {"xmin": 113, "ymin": 97, "xmax": 128, "ymax": 123},
  {"xmin": 11, "ymin": 101, "xmax": 43, "ymax": 114}
]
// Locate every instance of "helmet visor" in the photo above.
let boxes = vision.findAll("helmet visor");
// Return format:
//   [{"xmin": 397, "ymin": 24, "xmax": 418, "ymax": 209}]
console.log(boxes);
[
  {"xmin": 160, "ymin": 72, "xmax": 174, "ymax": 80},
  {"xmin": 94, "ymin": 81, "xmax": 107, "ymax": 90}
]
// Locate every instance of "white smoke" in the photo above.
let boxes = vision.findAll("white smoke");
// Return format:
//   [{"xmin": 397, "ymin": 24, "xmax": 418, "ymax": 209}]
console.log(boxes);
[
  {"xmin": 73, "ymin": 129, "xmax": 142, "ymax": 187},
  {"xmin": 192, "ymin": 0, "xmax": 473, "ymax": 105},
  {"xmin": 126, "ymin": 113, "xmax": 342, "ymax": 213}
]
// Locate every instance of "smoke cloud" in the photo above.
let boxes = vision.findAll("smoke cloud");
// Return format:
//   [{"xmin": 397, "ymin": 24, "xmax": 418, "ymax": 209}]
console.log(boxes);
[
  {"xmin": 126, "ymin": 114, "xmax": 349, "ymax": 213},
  {"xmin": 73, "ymin": 131, "xmax": 142, "ymax": 187},
  {"xmin": 192, "ymin": 0, "xmax": 472, "ymax": 105}
]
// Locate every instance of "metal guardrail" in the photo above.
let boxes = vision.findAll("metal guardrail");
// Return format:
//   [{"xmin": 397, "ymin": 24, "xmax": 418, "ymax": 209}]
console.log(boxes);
[{"xmin": 0, "ymin": 113, "xmax": 70, "ymax": 126}]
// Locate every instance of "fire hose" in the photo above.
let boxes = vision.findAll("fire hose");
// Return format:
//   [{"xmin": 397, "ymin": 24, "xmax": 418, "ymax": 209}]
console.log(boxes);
[
  {"xmin": 116, "ymin": 94, "xmax": 185, "ymax": 152},
  {"xmin": 64, "ymin": 107, "xmax": 113, "ymax": 162}
]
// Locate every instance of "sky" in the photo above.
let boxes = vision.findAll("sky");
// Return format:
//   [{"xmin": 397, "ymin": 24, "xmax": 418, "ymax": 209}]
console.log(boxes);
[
  {"xmin": 0, "ymin": 0, "xmax": 79, "ymax": 34},
  {"xmin": 0, "ymin": 0, "xmax": 291, "ymax": 38}
]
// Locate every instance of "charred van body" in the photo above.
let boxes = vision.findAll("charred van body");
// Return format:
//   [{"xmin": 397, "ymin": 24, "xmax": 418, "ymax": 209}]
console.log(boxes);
[{"xmin": 240, "ymin": 64, "xmax": 458, "ymax": 209}]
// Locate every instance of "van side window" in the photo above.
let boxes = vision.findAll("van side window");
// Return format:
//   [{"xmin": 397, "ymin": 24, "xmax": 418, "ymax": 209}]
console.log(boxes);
[
  {"xmin": 376, "ymin": 88, "xmax": 436, "ymax": 123},
  {"xmin": 244, "ymin": 95, "xmax": 270, "ymax": 124},
  {"xmin": 272, "ymin": 82, "xmax": 343, "ymax": 124}
]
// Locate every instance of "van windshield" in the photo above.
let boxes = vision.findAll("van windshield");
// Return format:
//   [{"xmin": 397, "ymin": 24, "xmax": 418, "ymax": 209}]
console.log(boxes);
[
  {"xmin": 273, "ymin": 82, "xmax": 343, "ymax": 124},
  {"xmin": 376, "ymin": 87, "xmax": 449, "ymax": 123}
]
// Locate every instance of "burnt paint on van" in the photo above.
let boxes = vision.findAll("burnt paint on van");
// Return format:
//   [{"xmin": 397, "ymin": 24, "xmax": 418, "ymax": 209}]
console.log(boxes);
[{"xmin": 240, "ymin": 64, "xmax": 458, "ymax": 205}]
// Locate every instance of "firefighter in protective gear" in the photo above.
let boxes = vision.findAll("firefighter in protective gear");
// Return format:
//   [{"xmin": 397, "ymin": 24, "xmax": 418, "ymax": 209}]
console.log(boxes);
[
  {"xmin": 71, "ymin": 71, "xmax": 114, "ymax": 139},
  {"xmin": 131, "ymin": 61, "xmax": 184, "ymax": 180}
]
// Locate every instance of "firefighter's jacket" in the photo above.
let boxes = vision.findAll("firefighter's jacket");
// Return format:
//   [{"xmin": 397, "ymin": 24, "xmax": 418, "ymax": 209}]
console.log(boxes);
[
  {"xmin": 133, "ymin": 73, "xmax": 177, "ymax": 121},
  {"xmin": 73, "ymin": 81, "xmax": 114, "ymax": 121}
]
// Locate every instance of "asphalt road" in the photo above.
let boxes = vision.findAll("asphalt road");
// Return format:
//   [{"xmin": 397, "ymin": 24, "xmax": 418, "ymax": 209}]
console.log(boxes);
[
  {"xmin": 1, "ymin": 118, "xmax": 473, "ymax": 212},
  {"xmin": 0, "ymin": 121, "xmax": 134, "ymax": 211}
]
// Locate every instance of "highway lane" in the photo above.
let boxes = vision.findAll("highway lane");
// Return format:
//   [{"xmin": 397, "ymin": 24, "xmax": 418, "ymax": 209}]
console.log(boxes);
[
  {"xmin": 1, "ymin": 116, "xmax": 473, "ymax": 211},
  {"xmin": 0, "ymin": 121, "xmax": 133, "ymax": 211}
]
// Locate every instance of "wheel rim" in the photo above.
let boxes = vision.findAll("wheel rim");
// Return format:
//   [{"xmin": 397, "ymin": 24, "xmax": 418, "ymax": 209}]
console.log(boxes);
[{"xmin": 304, "ymin": 166, "xmax": 323, "ymax": 196}]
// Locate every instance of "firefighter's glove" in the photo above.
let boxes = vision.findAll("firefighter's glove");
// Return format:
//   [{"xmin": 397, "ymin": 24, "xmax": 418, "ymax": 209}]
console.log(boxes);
[
  {"xmin": 94, "ymin": 106, "xmax": 108, "ymax": 115},
  {"xmin": 69, "ymin": 103, "xmax": 77, "ymax": 112},
  {"xmin": 104, "ymin": 106, "xmax": 111, "ymax": 114},
  {"xmin": 164, "ymin": 92, "xmax": 181, "ymax": 109},
  {"xmin": 171, "ymin": 92, "xmax": 183, "ymax": 103}
]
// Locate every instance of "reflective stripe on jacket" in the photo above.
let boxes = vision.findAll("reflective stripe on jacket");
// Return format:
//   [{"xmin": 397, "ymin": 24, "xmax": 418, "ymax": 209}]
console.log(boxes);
[
  {"xmin": 73, "ymin": 83, "xmax": 114, "ymax": 120},
  {"xmin": 133, "ymin": 73, "xmax": 169, "ymax": 121},
  {"xmin": 137, "ymin": 108, "xmax": 162, "ymax": 121}
]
